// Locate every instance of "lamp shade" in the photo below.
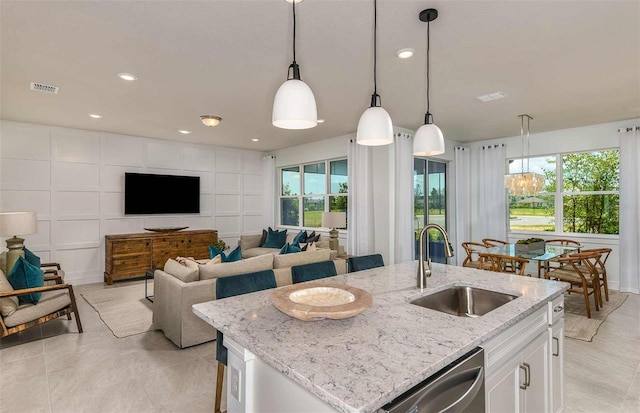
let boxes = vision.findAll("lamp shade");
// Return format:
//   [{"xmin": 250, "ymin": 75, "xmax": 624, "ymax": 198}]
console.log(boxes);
[
  {"xmin": 356, "ymin": 106, "xmax": 393, "ymax": 146},
  {"xmin": 272, "ymin": 79, "xmax": 318, "ymax": 130},
  {"xmin": 413, "ymin": 123, "xmax": 445, "ymax": 156},
  {"xmin": 321, "ymin": 211, "xmax": 346, "ymax": 229},
  {"xmin": 0, "ymin": 211, "xmax": 37, "ymax": 237}
]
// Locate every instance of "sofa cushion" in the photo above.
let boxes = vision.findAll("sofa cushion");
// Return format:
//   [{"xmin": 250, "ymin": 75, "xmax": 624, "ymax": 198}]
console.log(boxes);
[
  {"xmin": 242, "ymin": 247, "xmax": 279, "ymax": 259},
  {"xmin": 164, "ymin": 259, "xmax": 200, "ymax": 283},
  {"xmin": 292, "ymin": 230, "xmax": 307, "ymax": 247},
  {"xmin": 263, "ymin": 227, "xmax": 287, "ymax": 249},
  {"xmin": 241, "ymin": 234, "xmax": 263, "ymax": 250},
  {"xmin": 273, "ymin": 249, "xmax": 331, "ymax": 269},
  {"xmin": 301, "ymin": 242, "xmax": 317, "ymax": 252},
  {"xmin": 259, "ymin": 229, "xmax": 267, "ymax": 247},
  {"xmin": 199, "ymin": 254, "xmax": 274, "ymax": 280},
  {"xmin": 209, "ymin": 245, "xmax": 242, "ymax": 262},
  {"xmin": 306, "ymin": 231, "xmax": 321, "ymax": 243},
  {"xmin": 7, "ymin": 257, "xmax": 44, "ymax": 305},
  {"xmin": 0, "ymin": 269, "xmax": 19, "ymax": 317},
  {"xmin": 279, "ymin": 243, "xmax": 302, "ymax": 255}
]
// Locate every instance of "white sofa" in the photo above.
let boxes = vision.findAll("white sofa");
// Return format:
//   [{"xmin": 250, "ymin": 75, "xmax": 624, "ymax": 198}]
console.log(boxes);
[
  {"xmin": 153, "ymin": 249, "xmax": 346, "ymax": 348},
  {"xmin": 239, "ymin": 232, "xmax": 344, "ymax": 258}
]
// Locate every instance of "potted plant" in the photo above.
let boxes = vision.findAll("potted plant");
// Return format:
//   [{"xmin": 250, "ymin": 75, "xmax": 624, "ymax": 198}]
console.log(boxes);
[
  {"xmin": 210, "ymin": 239, "xmax": 229, "ymax": 252},
  {"xmin": 515, "ymin": 237, "xmax": 546, "ymax": 252}
]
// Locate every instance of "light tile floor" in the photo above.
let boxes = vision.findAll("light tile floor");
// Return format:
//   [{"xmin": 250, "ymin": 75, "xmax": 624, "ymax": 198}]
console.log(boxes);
[{"xmin": 1, "ymin": 282, "xmax": 638, "ymax": 413}]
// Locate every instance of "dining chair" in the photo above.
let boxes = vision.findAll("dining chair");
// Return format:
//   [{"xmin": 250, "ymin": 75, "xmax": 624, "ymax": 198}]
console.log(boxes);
[
  {"xmin": 481, "ymin": 239, "xmax": 517, "ymax": 272},
  {"xmin": 537, "ymin": 238, "xmax": 582, "ymax": 277},
  {"xmin": 291, "ymin": 260, "xmax": 337, "ymax": 283},
  {"xmin": 576, "ymin": 248, "xmax": 611, "ymax": 303},
  {"xmin": 214, "ymin": 269, "xmax": 277, "ymax": 413},
  {"xmin": 479, "ymin": 253, "xmax": 529, "ymax": 276},
  {"xmin": 548, "ymin": 251, "xmax": 601, "ymax": 318},
  {"xmin": 347, "ymin": 254, "xmax": 384, "ymax": 273},
  {"xmin": 461, "ymin": 242, "xmax": 492, "ymax": 270}
]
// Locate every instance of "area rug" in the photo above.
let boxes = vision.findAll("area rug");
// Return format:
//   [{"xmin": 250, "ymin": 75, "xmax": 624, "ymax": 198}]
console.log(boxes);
[
  {"xmin": 81, "ymin": 282, "xmax": 154, "ymax": 338},
  {"xmin": 564, "ymin": 290, "xmax": 628, "ymax": 342}
]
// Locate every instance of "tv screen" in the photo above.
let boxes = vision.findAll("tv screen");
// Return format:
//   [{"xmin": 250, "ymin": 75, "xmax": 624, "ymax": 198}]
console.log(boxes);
[{"xmin": 124, "ymin": 173, "xmax": 200, "ymax": 214}]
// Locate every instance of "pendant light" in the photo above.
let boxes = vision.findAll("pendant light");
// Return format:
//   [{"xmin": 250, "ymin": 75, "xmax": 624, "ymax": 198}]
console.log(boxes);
[
  {"xmin": 356, "ymin": 0, "xmax": 393, "ymax": 146},
  {"xmin": 272, "ymin": 0, "xmax": 318, "ymax": 130},
  {"xmin": 504, "ymin": 114, "xmax": 545, "ymax": 196},
  {"xmin": 413, "ymin": 8, "xmax": 445, "ymax": 156}
]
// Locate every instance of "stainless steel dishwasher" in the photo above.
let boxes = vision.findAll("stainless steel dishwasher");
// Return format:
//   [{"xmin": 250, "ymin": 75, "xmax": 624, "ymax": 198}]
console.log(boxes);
[{"xmin": 379, "ymin": 347, "xmax": 485, "ymax": 413}]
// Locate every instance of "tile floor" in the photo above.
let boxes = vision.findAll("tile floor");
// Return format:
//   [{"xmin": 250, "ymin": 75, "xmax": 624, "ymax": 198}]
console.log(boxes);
[{"xmin": 1, "ymin": 282, "xmax": 638, "ymax": 413}]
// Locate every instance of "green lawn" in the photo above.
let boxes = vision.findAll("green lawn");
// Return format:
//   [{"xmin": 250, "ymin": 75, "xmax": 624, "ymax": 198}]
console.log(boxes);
[{"xmin": 509, "ymin": 208, "xmax": 551, "ymax": 216}]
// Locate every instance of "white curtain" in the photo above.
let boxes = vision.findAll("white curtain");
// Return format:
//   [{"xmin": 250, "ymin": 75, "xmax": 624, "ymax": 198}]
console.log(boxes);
[
  {"xmin": 394, "ymin": 133, "xmax": 414, "ymax": 263},
  {"xmin": 454, "ymin": 146, "xmax": 471, "ymax": 265},
  {"xmin": 619, "ymin": 126, "xmax": 640, "ymax": 294},
  {"xmin": 471, "ymin": 144, "xmax": 507, "ymax": 241},
  {"xmin": 347, "ymin": 140, "xmax": 375, "ymax": 256},
  {"xmin": 262, "ymin": 155, "xmax": 276, "ymax": 229}
]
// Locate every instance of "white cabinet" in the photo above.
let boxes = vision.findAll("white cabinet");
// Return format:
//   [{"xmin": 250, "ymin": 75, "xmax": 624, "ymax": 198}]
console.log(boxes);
[
  {"xmin": 549, "ymin": 318, "xmax": 565, "ymax": 413},
  {"xmin": 483, "ymin": 303, "xmax": 557, "ymax": 413}
]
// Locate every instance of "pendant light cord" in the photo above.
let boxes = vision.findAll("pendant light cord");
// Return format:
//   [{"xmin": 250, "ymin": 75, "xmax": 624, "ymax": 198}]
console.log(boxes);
[
  {"xmin": 292, "ymin": 0, "xmax": 296, "ymax": 64},
  {"xmin": 426, "ymin": 20, "xmax": 431, "ymax": 122},
  {"xmin": 520, "ymin": 115, "xmax": 525, "ymax": 175},
  {"xmin": 373, "ymin": 0, "xmax": 378, "ymax": 99}
]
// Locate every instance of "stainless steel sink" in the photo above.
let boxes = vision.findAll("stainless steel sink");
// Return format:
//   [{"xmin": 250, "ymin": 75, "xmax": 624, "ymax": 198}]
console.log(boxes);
[{"xmin": 410, "ymin": 286, "xmax": 517, "ymax": 317}]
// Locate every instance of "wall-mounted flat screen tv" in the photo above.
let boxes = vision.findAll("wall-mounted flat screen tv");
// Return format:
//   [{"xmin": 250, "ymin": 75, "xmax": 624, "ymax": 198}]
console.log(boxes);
[{"xmin": 125, "ymin": 172, "xmax": 200, "ymax": 214}]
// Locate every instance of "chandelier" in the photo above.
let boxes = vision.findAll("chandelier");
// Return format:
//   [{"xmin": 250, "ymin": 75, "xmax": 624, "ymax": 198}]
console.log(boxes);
[{"xmin": 504, "ymin": 114, "xmax": 545, "ymax": 196}]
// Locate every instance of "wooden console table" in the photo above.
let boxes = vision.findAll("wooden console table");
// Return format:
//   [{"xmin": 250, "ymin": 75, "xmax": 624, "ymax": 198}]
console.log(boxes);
[{"xmin": 104, "ymin": 229, "xmax": 217, "ymax": 284}]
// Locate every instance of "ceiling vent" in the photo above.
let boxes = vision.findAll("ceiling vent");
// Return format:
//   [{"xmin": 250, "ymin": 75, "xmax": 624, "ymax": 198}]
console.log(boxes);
[{"xmin": 30, "ymin": 82, "xmax": 59, "ymax": 94}]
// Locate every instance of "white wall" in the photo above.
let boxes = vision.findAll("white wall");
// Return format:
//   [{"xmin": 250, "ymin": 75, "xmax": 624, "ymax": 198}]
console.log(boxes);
[{"xmin": 0, "ymin": 120, "xmax": 264, "ymax": 285}]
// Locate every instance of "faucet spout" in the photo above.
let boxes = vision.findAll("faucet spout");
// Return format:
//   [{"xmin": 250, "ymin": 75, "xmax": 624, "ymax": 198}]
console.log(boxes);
[{"xmin": 417, "ymin": 223, "xmax": 454, "ymax": 290}]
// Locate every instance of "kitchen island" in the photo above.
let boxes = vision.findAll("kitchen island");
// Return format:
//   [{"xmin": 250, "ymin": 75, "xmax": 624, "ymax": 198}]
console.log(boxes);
[{"xmin": 193, "ymin": 261, "xmax": 569, "ymax": 413}]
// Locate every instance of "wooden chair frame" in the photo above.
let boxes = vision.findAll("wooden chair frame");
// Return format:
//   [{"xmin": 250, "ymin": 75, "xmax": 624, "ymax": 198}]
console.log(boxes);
[
  {"xmin": 461, "ymin": 242, "xmax": 491, "ymax": 270},
  {"xmin": 0, "ymin": 282, "xmax": 83, "ymax": 337},
  {"xmin": 576, "ymin": 248, "xmax": 611, "ymax": 303},
  {"xmin": 479, "ymin": 253, "xmax": 529, "ymax": 276},
  {"xmin": 536, "ymin": 238, "xmax": 581, "ymax": 277},
  {"xmin": 550, "ymin": 252, "xmax": 601, "ymax": 318}
]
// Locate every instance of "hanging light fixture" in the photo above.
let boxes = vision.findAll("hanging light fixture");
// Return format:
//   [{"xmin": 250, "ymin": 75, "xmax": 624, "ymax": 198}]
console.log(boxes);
[
  {"xmin": 413, "ymin": 8, "xmax": 445, "ymax": 156},
  {"xmin": 200, "ymin": 115, "xmax": 222, "ymax": 127},
  {"xmin": 504, "ymin": 114, "xmax": 545, "ymax": 196},
  {"xmin": 356, "ymin": 0, "xmax": 393, "ymax": 146},
  {"xmin": 272, "ymin": 0, "xmax": 318, "ymax": 130}
]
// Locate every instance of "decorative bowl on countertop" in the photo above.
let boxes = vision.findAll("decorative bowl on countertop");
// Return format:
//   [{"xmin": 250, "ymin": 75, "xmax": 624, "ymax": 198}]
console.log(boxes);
[{"xmin": 270, "ymin": 282, "xmax": 372, "ymax": 321}]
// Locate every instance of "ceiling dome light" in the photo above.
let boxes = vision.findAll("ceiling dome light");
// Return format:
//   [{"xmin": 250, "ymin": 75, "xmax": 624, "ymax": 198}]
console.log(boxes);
[
  {"xmin": 396, "ymin": 48, "xmax": 414, "ymax": 59},
  {"xmin": 118, "ymin": 73, "xmax": 137, "ymax": 81},
  {"xmin": 200, "ymin": 115, "xmax": 222, "ymax": 127},
  {"xmin": 414, "ymin": 8, "xmax": 445, "ymax": 156},
  {"xmin": 178, "ymin": 130, "xmax": 192, "ymax": 134},
  {"xmin": 356, "ymin": 0, "xmax": 393, "ymax": 146},
  {"xmin": 88, "ymin": 113, "xmax": 102, "ymax": 119},
  {"xmin": 251, "ymin": 138, "xmax": 260, "ymax": 142},
  {"xmin": 317, "ymin": 119, "xmax": 325, "ymax": 123},
  {"xmin": 272, "ymin": 0, "xmax": 318, "ymax": 130}
]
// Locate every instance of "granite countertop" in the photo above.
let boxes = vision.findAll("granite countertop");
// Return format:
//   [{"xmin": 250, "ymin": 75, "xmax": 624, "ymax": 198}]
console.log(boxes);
[{"xmin": 193, "ymin": 262, "xmax": 569, "ymax": 413}]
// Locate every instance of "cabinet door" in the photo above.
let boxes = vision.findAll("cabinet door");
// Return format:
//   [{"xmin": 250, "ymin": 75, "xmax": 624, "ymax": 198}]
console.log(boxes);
[
  {"xmin": 486, "ymin": 355, "xmax": 523, "ymax": 413},
  {"xmin": 522, "ymin": 331, "xmax": 550, "ymax": 413},
  {"xmin": 186, "ymin": 232, "xmax": 217, "ymax": 258},
  {"xmin": 152, "ymin": 236, "xmax": 186, "ymax": 268},
  {"xmin": 549, "ymin": 320, "xmax": 564, "ymax": 413}
]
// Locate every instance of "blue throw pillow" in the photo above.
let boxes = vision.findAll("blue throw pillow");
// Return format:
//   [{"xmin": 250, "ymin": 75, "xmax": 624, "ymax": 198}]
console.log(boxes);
[
  {"xmin": 291, "ymin": 231, "xmax": 307, "ymax": 247},
  {"xmin": 7, "ymin": 256, "xmax": 44, "ymax": 304},
  {"xmin": 279, "ymin": 243, "xmax": 302, "ymax": 255},
  {"xmin": 263, "ymin": 227, "xmax": 287, "ymax": 249},
  {"xmin": 23, "ymin": 247, "xmax": 41, "ymax": 268},
  {"xmin": 209, "ymin": 245, "xmax": 242, "ymax": 262}
]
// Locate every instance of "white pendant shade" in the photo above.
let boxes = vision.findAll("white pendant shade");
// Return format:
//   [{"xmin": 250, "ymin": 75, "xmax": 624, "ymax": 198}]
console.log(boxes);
[
  {"xmin": 413, "ymin": 123, "xmax": 444, "ymax": 156},
  {"xmin": 356, "ymin": 106, "xmax": 393, "ymax": 146},
  {"xmin": 272, "ymin": 79, "xmax": 318, "ymax": 130}
]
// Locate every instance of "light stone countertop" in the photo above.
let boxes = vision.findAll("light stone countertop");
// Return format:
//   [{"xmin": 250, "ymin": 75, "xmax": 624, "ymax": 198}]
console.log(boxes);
[{"xmin": 193, "ymin": 261, "xmax": 569, "ymax": 413}]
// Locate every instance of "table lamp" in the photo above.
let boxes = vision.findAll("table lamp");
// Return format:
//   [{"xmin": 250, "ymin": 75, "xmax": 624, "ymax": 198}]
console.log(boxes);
[
  {"xmin": 321, "ymin": 212, "xmax": 346, "ymax": 251},
  {"xmin": 0, "ymin": 211, "xmax": 38, "ymax": 274}
]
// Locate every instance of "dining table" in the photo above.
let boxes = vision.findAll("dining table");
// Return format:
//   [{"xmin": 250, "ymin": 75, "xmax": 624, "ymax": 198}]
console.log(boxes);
[{"xmin": 477, "ymin": 243, "xmax": 580, "ymax": 277}]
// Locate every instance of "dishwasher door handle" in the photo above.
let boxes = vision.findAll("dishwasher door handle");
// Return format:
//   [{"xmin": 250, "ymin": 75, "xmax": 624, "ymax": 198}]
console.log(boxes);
[{"xmin": 413, "ymin": 366, "xmax": 484, "ymax": 413}]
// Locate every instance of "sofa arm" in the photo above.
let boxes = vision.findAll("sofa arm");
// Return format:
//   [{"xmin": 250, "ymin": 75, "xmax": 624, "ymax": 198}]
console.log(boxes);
[{"xmin": 153, "ymin": 270, "xmax": 218, "ymax": 348}]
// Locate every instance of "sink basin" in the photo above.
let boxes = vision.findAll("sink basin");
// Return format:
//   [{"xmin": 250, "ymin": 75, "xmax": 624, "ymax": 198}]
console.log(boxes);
[{"xmin": 410, "ymin": 286, "xmax": 517, "ymax": 317}]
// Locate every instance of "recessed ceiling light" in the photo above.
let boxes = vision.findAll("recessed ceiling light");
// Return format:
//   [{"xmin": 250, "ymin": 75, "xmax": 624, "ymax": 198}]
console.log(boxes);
[
  {"xmin": 88, "ymin": 113, "xmax": 103, "ymax": 119},
  {"xmin": 317, "ymin": 119, "xmax": 325, "ymax": 124},
  {"xmin": 476, "ymin": 91, "xmax": 507, "ymax": 102},
  {"xmin": 118, "ymin": 73, "xmax": 137, "ymax": 81},
  {"xmin": 396, "ymin": 48, "xmax": 415, "ymax": 59},
  {"xmin": 251, "ymin": 138, "xmax": 260, "ymax": 142},
  {"xmin": 178, "ymin": 130, "xmax": 192, "ymax": 134},
  {"xmin": 200, "ymin": 115, "xmax": 222, "ymax": 127}
]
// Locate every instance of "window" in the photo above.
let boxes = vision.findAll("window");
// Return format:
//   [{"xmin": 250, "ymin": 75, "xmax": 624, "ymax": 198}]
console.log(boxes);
[
  {"xmin": 414, "ymin": 159, "xmax": 448, "ymax": 262},
  {"xmin": 279, "ymin": 159, "xmax": 348, "ymax": 228},
  {"xmin": 508, "ymin": 149, "xmax": 619, "ymax": 235}
]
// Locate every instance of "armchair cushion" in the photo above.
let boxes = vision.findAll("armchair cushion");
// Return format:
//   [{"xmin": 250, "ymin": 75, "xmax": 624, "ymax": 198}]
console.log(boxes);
[
  {"xmin": 0, "ymin": 270, "xmax": 18, "ymax": 317},
  {"xmin": 2, "ymin": 290, "xmax": 71, "ymax": 328},
  {"xmin": 7, "ymin": 257, "xmax": 44, "ymax": 305}
]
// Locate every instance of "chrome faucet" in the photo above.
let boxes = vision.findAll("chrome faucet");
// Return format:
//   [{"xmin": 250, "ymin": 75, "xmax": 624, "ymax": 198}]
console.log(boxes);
[{"xmin": 417, "ymin": 223, "xmax": 455, "ymax": 289}]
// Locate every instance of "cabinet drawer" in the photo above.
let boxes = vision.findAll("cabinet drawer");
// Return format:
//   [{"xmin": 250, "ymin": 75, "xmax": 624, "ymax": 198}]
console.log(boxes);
[
  {"xmin": 548, "ymin": 295, "xmax": 564, "ymax": 326},
  {"xmin": 112, "ymin": 254, "xmax": 152, "ymax": 276},
  {"xmin": 112, "ymin": 240, "xmax": 151, "ymax": 254},
  {"xmin": 152, "ymin": 237, "xmax": 186, "ymax": 268},
  {"xmin": 186, "ymin": 233, "xmax": 217, "ymax": 258}
]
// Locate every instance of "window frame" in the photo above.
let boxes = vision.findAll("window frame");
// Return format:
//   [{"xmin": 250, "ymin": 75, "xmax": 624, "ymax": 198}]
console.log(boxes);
[
  {"xmin": 278, "ymin": 158, "xmax": 348, "ymax": 230},
  {"xmin": 507, "ymin": 148, "xmax": 620, "ymax": 239}
]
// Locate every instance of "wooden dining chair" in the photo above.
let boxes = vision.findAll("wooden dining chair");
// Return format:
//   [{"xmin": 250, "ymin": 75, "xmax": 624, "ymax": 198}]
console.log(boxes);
[
  {"xmin": 479, "ymin": 253, "xmax": 529, "ymax": 276},
  {"xmin": 548, "ymin": 251, "xmax": 601, "ymax": 318},
  {"xmin": 461, "ymin": 242, "xmax": 491, "ymax": 270},
  {"xmin": 576, "ymin": 248, "xmax": 611, "ymax": 303},
  {"xmin": 481, "ymin": 239, "xmax": 518, "ymax": 272},
  {"xmin": 537, "ymin": 238, "xmax": 581, "ymax": 277}
]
